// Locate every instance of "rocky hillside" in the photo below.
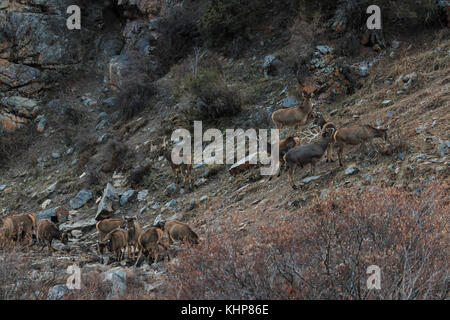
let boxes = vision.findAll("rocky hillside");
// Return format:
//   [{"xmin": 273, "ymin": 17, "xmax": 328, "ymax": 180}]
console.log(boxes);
[{"xmin": 0, "ymin": 0, "xmax": 449, "ymax": 299}]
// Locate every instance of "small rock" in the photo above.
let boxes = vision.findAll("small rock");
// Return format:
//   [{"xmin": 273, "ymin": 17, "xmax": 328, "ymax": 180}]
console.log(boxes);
[
  {"xmin": 415, "ymin": 154, "xmax": 426, "ymax": 161},
  {"xmin": 391, "ymin": 40, "xmax": 400, "ymax": 50},
  {"xmin": 437, "ymin": 141, "xmax": 448, "ymax": 157},
  {"xmin": 359, "ymin": 64, "xmax": 369, "ymax": 77},
  {"xmin": 165, "ymin": 199, "xmax": 177, "ymax": 208},
  {"xmin": 381, "ymin": 100, "xmax": 393, "ymax": 106},
  {"xmin": 137, "ymin": 190, "xmax": 148, "ymax": 201},
  {"xmin": 194, "ymin": 178, "xmax": 207, "ymax": 187},
  {"xmin": 47, "ymin": 285, "xmax": 68, "ymax": 300},
  {"xmin": 416, "ymin": 126, "xmax": 427, "ymax": 134},
  {"xmin": 397, "ymin": 152, "xmax": 405, "ymax": 161},
  {"xmin": 98, "ymin": 133, "xmax": 109, "ymax": 143},
  {"xmin": 193, "ymin": 162, "xmax": 205, "ymax": 169},
  {"xmin": 37, "ymin": 117, "xmax": 47, "ymax": 132},
  {"xmin": 0, "ymin": 185, "xmax": 6, "ymax": 191},
  {"xmin": 316, "ymin": 45, "xmax": 333, "ymax": 55},
  {"xmin": 150, "ymin": 202, "xmax": 160, "ymax": 210},
  {"xmin": 166, "ymin": 183, "xmax": 177, "ymax": 192},
  {"xmin": 120, "ymin": 189, "xmax": 135, "ymax": 206},
  {"xmin": 71, "ymin": 230, "xmax": 83, "ymax": 238},
  {"xmin": 200, "ymin": 195, "xmax": 208, "ymax": 203},
  {"xmin": 139, "ymin": 206, "xmax": 148, "ymax": 215},
  {"xmin": 345, "ymin": 164, "xmax": 359, "ymax": 175},
  {"xmin": 280, "ymin": 96, "xmax": 300, "ymax": 108},
  {"xmin": 188, "ymin": 199, "xmax": 196, "ymax": 211},
  {"xmin": 97, "ymin": 112, "xmax": 107, "ymax": 121},
  {"xmin": 153, "ymin": 214, "xmax": 163, "ymax": 226},
  {"xmin": 403, "ymin": 72, "xmax": 417, "ymax": 82},
  {"xmin": 96, "ymin": 119, "xmax": 109, "ymax": 131},
  {"xmin": 103, "ymin": 268, "xmax": 128, "ymax": 297},
  {"xmin": 385, "ymin": 110, "xmax": 395, "ymax": 118},
  {"xmin": 301, "ymin": 175, "xmax": 321, "ymax": 183},
  {"xmin": 41, "ymin": 199, "xmax": 52, "ymax": 209},
  {"xmin": 51, "ymin": 152, "xmax": 61, "ymax": 159},
  {"xmin": 70, "ymin": 190, "xmax": 93, "ymax": 209}
]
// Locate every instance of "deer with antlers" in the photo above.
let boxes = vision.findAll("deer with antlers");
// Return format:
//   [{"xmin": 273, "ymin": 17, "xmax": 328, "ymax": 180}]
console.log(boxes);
[
  {"xmin": 283, "ymin": 127, "xmax": 335, "ymax": 189},
  {"xmin": 313, "ymin": 114, "xmax": 338, "ymax": 162}
]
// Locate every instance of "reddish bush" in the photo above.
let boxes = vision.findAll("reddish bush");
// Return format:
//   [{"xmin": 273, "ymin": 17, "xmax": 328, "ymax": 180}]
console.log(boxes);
[{"xmin": 163, "ymin": 183, "xmax": 449, "ymax": 299}]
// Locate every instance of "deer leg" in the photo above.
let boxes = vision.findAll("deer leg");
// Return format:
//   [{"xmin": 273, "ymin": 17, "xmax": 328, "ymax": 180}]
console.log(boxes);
[
  {"xmin": 329, "ymin": 144, "xmax": 335, "ymax": 162},
  {"xmin": 338, "ymin": 145, "xmax": 344, "ymax": 167},
  {"xmin": 153, "ymin": 245, "xmax": 159, "ymax": 265},
  {"xmin": 135, "ymin": 248, "xmax": 143, "ymax": 267},
  {"xmin": 290, "ymin": 166, "xmax": 297, "ymax": 190}
]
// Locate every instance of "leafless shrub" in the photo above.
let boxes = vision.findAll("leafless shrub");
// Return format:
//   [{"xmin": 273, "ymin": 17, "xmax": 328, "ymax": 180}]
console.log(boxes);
[
  {"xmin": 163, "ymin": 183, "xmax": 449, "ymax": 299},
  {"xmin": 0, "ymin": 125, "xmax": 37, "ymax": 167},
  {"xmin": 115, "ymin": 76, "xmax": 156, "ymax": 122},
  {"xmin": 100, "ymin": 139, "xmax": 134, "ymax": 173},
  {"xmin": 127, "ymin": 163, "xmax": 152, "ymax": 187},
  {"xmin": 0, "ymin": 248, "xmax": 50, "ymax": 299}
]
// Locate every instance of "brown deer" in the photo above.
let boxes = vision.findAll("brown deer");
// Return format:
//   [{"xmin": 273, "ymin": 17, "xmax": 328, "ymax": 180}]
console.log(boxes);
[
  {"xmin": 332, "ymin": 125, "xmax": 389, "ymax": 166},
  {"xmin": 125, "ymin": 216, "xmax": 142, "ymax": 259},
  {"xmin": 161, "ymin": 141, "xmax": 192, "ymax": 187},
  {"xmin": 267, "ymin": 135, "xmax": 301, "ymax": 179},
  {"xmin": 283, "ymin": 127, "xmax": 335, "ymax": 189},
  {"xmin": 313, "ymin": 114, "xmax": 338, "ymax": 163},
  {"xmin": 36, "ymin": 220, "xmax": 68, "ymax": 253},
  {"xmin": 157, "ymin": 220, "xmax": 199, "ymax": 245},
  {"xmin": 2, "ymin": 213, "xmax": 36, "ymax": 246},
  {"xmin": 271, "ymin": 91, "xmax": 314, "ymax": 131},
  {"xmin": 134, "ymin": 226, "xmax": 168, "ymax": 266},
  {"xmin": 96, "ymin": 218, "xmax": 126, "ymax": 241},
  {"xmin": 98, "ymin": 228, "xmax": 129, "ymax": 262}
]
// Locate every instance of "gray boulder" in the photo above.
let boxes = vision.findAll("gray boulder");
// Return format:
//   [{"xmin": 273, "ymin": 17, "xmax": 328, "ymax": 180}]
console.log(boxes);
[{"xmin": 96, "ymin": 183, "xmax": 119, "ymax": 221}]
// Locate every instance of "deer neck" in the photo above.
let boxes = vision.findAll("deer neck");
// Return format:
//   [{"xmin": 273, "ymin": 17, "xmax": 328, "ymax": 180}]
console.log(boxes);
[
  {"xmin": 301, "ymin": 98, "xmax": 313, "ymax": 113},
  {"xmin": 319, "ymin": 135, "xmax": 330, "ymax": 150}
]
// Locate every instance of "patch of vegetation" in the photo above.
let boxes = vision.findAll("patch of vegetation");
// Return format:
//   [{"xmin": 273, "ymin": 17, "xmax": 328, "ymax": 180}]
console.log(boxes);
[
  {"xmin": 172, "ymin": 52, "xmax": 241, "ymax": 121},
  {"xmin": 115, "ymin": 76, "xmax": 156, "ymax": 122},
  {"xmin": 0, "ymin": 125, "xmax": 37, "ymax": 167},
  {"xmin": 163, "ymin": 184, "xmax": 449, "ymax": 299},
  {"xmin": 100, "ymin": 139, "xmax": 134, "ymax": 173}
]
